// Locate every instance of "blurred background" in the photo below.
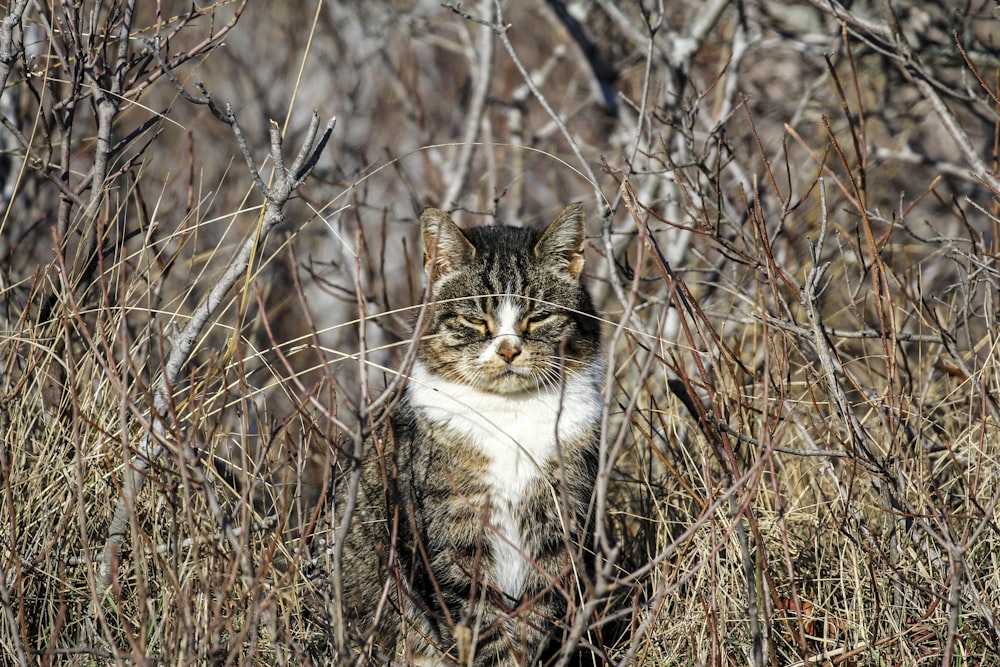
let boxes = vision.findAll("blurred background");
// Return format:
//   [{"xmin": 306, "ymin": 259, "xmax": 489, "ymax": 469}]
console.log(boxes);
[{"xmin": 2, "ymin": 1, "xmax": 999, "ymax": 664}]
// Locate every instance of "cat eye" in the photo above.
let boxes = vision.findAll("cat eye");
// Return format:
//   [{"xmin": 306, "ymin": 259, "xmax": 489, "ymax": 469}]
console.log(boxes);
[
  {"xmin": 456, "ymin": 314, "xmax": 488, "ymax": 329},
  {"xmin": 526, "ymin": 312, "xmax": 558, "ymax": 328}
]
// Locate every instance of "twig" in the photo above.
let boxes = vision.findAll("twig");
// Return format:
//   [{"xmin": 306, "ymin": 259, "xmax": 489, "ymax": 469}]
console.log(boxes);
[
  {"xmin": 68, "ymin": 0, "xmax": 136, "ymax": 285},
  {"xmin": 441, "ymin": 0, "xmax": 495, "ymax": 212},
  {"xmin": 707, "ymin": 417, "xmax": 859, "ymax": 460},
  {"xmin": 913, "ymin": 73, "xmax": 1000, "ymax": 193},
  {"xmin": 802, "ymin": 180, "xmax": 875, "ymax": 460},
  {"xmin": 96, "ymin": 96, "xmax": 335, "ymax": 594},
  {"xmin": 543, "ymin": 0, "xmax": 618, "ymax": 115},
  {"xmin": 802, "ymin": 0, "xmax": 1000, "ymax": 193},
  {"xmin": 0, "ymin": 561, "xmax": 27, "ymax": 667},
  {"xmin": 0, "ymin": 0, "xmax": 29, "ymax": 99},
  {"xmin": 492, "ymin": 0, "xmax": 602, "ymax": 211},
  {"xmin": 69, "ymin": 515, "xmax": 279, "ymax": 565}
]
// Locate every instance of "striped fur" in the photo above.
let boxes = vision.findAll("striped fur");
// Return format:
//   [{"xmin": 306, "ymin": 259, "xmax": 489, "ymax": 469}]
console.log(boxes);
[{"xmin": 337, "ymin": 204, "xmax": 602, "ymax": 665}]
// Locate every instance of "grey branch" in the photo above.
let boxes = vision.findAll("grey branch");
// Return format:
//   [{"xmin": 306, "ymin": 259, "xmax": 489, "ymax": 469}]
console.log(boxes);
[
  {"xmin": 97, "ymin": 104, "xmax": 334, "ymax": 594},
  {"xmin": 492, "ymin": 0, "xmax": 602, "ymax": 211},
  {"xmin": 802, "ymin": 0, "xmax": 1000, "ymax": 193},
  {"xmin": 0, "ymin": 0, "xmax": 29, "ymax": 99},
  {"xmin": 441, "ymin": 0, "xmax": 495, "ymax": 212}
]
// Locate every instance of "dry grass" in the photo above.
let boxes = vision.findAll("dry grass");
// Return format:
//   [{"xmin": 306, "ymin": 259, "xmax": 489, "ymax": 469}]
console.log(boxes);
[{"xmin": 2, "ymin": 0, "xmax": 999, "ymax": 664}]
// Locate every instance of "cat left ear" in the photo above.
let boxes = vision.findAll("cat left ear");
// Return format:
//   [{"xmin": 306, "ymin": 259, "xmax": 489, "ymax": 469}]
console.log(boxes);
[
  {"xmin": 535, "ymin": 203, "xmax": 587, "ymax": 278},
  {"xmin": 421, "ymin": 208, "xmax": 475, "ymax": 282}
]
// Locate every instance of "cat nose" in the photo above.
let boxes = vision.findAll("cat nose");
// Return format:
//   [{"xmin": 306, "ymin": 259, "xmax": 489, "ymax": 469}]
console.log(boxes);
[{"xmin": 496, "ymin": 339, "xmax": 522, "ymax": 363}]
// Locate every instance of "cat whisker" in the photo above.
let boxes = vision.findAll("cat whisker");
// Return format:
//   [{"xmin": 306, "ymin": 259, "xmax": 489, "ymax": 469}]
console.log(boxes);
[
  {"xmin": 535, "ymin": 358, "xmax": 585, "ymax": 382},
  {"xmin": 532, "ymin": 368, "xmax": 566, "ymax": 394}
]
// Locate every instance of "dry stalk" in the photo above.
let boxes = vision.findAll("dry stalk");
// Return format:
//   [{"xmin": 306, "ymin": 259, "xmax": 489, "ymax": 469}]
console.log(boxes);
[{"xmin": 96, "ymin": 95, "xmax": 334, "ymax": 595}]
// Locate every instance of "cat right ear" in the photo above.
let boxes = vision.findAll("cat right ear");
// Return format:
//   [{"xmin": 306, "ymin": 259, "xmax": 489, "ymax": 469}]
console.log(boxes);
[
  {"xmin": 535, "ymin": 203, "xmax": 587, "ymax": 278},
  {"xmin": 421, "ymin": 208, "xmax": 475, "ymax": 282}
]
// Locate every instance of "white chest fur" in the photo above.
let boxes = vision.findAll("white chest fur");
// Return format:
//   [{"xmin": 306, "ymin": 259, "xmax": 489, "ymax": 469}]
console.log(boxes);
[{"xmin": 407, "ymin": 360, "xmax": 601, "ymax": 599}]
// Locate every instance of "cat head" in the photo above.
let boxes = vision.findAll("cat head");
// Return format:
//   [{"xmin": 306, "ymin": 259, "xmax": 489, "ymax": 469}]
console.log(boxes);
[{"xmin": 417, "ymin": 204, "xmax": 600, "ymax": 395}]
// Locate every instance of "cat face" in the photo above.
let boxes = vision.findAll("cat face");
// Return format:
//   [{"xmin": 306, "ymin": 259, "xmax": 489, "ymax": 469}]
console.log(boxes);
[{"xmin": 418, "ymin": 204, "xmax": 600, "ymax": 395}]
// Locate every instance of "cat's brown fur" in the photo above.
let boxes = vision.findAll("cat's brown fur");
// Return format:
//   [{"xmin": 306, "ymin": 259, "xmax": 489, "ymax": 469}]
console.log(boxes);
[{"xmin": 337, "ymin": 204, "xmax": 603, "ymax": 666}]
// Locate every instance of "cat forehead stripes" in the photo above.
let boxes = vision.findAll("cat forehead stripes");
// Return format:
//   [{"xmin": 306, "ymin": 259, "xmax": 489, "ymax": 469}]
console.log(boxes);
[{"xmin": 420, "ymin": 204, "xmax": 588, "ymax": 287}]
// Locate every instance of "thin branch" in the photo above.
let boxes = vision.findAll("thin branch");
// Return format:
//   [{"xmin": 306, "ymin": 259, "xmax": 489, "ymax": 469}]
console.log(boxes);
[
  {"xmin": 492, "ymin": 0, "xmax": 602, "ymax": 212},
  {"xmin": 802, "ymin": 0, "xmax": 1000, "ymax": 192},
  {"xmin": 544, "ymin": 0, "xmax": 618, "ymax": 115},
  {"xmin": 72, "ymin": 516, "xmax": 279, "ymax": 565},
  {"xmin": 0, "ymin": 0, "xmax": 30, "ymax": 98},
  {"xmin": 441, "ymin": 0, "xmax": 495, "ymax": 212},
  {"xmin": 0, "ymin": 561, "xmax": 28, "ymax": 667},
  {"xmin": 97, "ymin": 104, "xmax": 334, "ymax": 594}
]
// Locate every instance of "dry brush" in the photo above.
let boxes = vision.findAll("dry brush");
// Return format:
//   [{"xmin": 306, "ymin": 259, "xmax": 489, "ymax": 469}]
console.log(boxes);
[{"xmin": 1, "ymin": 1, "xmax": 998, "ymax": 665}]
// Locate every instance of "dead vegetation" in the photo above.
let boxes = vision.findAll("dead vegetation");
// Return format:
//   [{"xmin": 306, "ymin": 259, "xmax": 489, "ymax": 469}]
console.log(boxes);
[{"xmin": 1, "ymin": 0, "xmax": 999, "ymax": 664}]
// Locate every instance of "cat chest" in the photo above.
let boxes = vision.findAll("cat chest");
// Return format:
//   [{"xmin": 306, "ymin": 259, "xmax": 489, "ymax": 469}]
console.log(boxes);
[
  {"xmin": 415, "ymin": 384, "xmax": 579, "ymax": 497},
  {"xmin": 407, "ymin": 362, "xmax": 600, "ymax": 599},
  {"xmin": 423, "ymin": 399, "xmax": 565, "ymax": 600},
  {"xmin": 476, "ymin": 420, "xmax": 548, "ymax": 602}
]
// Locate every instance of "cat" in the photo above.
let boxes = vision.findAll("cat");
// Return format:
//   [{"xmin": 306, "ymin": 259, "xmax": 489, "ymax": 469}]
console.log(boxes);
[{"xmin": 335, "ymin": 203, "xmax": 604, "ymax": 666}]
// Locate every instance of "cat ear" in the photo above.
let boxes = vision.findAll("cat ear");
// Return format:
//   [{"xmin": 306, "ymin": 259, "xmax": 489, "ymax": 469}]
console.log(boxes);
[
  {"xmin": 421, "ymin": 208, "xmax": 475, "ymax": 282},
  {"xmin": 535, "ymin": 203, "xmax": 587, "ymax": 278}
]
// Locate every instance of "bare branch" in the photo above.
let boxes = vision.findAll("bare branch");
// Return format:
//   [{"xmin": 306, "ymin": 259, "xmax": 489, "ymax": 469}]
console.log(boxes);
[
  {"xmin": 97, "ymin": 105, "xmax": 334, "ymax": 594},
  {"xmin": 492, "ymin": 0, "xmax": 602, "ymax": 211},
  {"xmin": 440, "ymin": 0, "xmax": 495, "ymax": 212},
  {"xmin": 0, "ymin": 0, "xmax": 28, "ymax": 95}
]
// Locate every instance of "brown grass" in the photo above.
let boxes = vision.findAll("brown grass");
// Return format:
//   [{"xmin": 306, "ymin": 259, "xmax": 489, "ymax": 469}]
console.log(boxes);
[{"xmin": 1, "ymin": 1, "xmax": 999, "ymax": 665}]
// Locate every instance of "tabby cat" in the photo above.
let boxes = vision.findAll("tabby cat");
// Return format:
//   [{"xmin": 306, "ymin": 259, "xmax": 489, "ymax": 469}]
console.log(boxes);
[{"xmin": 337, "ymin": 203, "xmax": 603, "ymax": 666}]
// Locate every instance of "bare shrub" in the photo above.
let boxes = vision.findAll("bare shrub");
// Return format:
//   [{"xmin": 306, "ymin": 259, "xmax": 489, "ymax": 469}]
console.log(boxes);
[{"xmin": 1, "ymin": 0, "xmax": 998, "ymax": 665}]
